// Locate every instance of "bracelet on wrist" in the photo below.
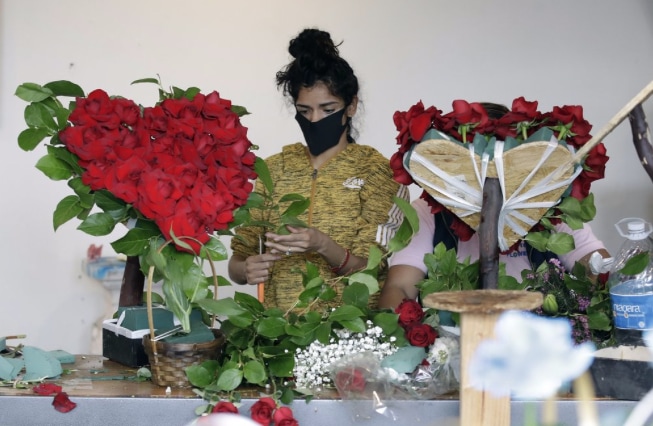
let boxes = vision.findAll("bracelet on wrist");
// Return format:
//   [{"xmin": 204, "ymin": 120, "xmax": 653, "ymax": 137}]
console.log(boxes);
[{"xmin": 330, "ymin": 248, "xmax": 351, "ymax": 274}]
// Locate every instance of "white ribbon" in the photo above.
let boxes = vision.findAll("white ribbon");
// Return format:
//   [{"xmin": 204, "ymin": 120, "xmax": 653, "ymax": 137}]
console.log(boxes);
[{"xmin": 405, "ymin": 136, "xmax": 583, "ymax": 250}]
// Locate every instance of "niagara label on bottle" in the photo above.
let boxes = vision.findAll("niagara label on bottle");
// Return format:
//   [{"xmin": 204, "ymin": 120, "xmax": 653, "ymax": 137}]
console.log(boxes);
[{"xmin": 607, "ymin": 218, "xmax": 653, "ymax": 346}]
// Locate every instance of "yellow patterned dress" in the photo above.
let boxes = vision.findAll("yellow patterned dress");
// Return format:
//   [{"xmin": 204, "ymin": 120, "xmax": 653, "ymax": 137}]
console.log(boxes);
[{"xmin": 231, "ymin": 142, "xmax": 408, "ymax": 312}]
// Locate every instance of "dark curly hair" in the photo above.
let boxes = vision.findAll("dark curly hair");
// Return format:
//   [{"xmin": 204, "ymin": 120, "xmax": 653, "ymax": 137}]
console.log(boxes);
[{"xmin": 276, "ymin": 28, "xmax": 360, "ymax": 141}]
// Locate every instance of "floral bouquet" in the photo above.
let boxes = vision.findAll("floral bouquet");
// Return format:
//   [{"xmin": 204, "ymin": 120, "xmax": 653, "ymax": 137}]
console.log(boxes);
[
  {"xmin": 292, "ymin": 298, "xmax": 459, "ymax": 410},
  {"xmin": 391, "ymin": 98, "xmax": 609, "ymax": 253},
  {"xmin": 524, "ymin": 258, "xmax": 612, "ymax": 346},
  {"xmin": 16, "ymin": 78, "xmax": 257, "ymax": 334}
]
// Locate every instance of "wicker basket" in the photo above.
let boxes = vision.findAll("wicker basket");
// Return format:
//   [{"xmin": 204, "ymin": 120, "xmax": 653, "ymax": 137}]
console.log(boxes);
[
  {"xmin": 143, "ymin": 328, "xmax": 225, "ymax": 388},
  {"xmin": 143, "ymin": 257, "xmax": 225, "ymax": 388}
]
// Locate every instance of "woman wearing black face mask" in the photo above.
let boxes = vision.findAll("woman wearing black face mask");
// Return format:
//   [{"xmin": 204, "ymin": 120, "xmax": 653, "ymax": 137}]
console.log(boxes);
[{"xmin": 229, "ymin": 28, "xmax": 408, "ymax": 311}]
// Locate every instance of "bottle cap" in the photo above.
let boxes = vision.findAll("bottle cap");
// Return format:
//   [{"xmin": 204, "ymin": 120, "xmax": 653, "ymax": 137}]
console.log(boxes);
[{"xmin": 616, "ymin": 218, "xmax": 652, "ymax": 241}]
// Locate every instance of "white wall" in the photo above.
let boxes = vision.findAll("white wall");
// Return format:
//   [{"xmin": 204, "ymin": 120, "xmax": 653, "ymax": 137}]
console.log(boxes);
[{"xmin": 1, "ymin": 0, "xmax": 652, "ymax": 354}]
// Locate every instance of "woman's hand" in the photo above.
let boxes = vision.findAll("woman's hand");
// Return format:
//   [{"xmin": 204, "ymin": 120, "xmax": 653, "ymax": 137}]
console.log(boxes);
[
  {"xmin": 264, "ymin": 226, "xmax": 327, "ymax": 256},
  {"xmin": 242, "ymin": 253, "xmax": 281, "ymax": 284}
]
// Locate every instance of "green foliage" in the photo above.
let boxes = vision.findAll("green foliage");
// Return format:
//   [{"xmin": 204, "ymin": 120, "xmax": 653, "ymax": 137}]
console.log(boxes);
[
  {"xmin": 191, "ymin": 195, "xmax": 419, "ymax": 404},
  {"xmin": 524, "ymin": 193, "xmax": 597, "ymax": 255}
]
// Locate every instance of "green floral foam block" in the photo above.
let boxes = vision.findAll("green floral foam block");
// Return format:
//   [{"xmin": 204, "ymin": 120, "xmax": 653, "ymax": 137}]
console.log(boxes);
[
  {"xmin": 22, "ymin": 346, "xmax": 63, "ymax": 381},
  {"xmin": 0, "ymin": 356, "xmax": 24, "ymax": 380}
]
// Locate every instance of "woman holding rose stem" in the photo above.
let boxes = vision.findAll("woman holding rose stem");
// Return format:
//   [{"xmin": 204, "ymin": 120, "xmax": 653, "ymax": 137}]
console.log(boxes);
[{"xmin": 229, "ymin": 28, "xmax": 408, "ymax": 311}]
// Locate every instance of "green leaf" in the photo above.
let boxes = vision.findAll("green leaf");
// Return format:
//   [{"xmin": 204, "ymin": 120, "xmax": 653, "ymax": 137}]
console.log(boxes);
[
  {"xmin": 182, "ymin": 86, "xmax": 201, "ymax": 100},
  {"xmin": 43, "ymin": 80, "xmax": 85, "ymax": 97},
  {"xmin": 35, "ymin": 154, "xmax": 73, "ymax": 180},
  {"xmin": 234, "ymin": 291, "xmax": 264, "ymax": 314},
  {"xmin": 162, "ymin": 280, "xmax": 192, "ymax": 332},
  {"xmin": 111, "ymin": 228, "xmax": 159, "ymax": 256},
  {"xmin": 243, "ymin": 360, "xmax": 267, "ymax": 385},
  {"xmin": 198, "ymin": 297, "xmax": 247, "ymax": 317},
  {"xmin": 267, "ymin": 354, "xmax": 295, "ymax": 377},
  {"xmin": 216, "ymin": 368, "xmax": 243, "ymax": 391},
  {"xmin": 24, "ymin": 103, "xmax": 58, "ymax": 132},
  {"xmin": 53, "ymin": 195, "xmax": 84, "ymax": 230},
  {"xmin": 587, "ymin": 311, "xmax": 612, "ymax": 331},
  {"xmin": 556, "ymin": 196, "xmax": 581, "ymax": 217},
  {"xmin": 347, "ymin": 272, "xmax": 380, "ymax": 295},
  {"xmin": 231, "ymin": 105, "xmax": 250, "ymax": 117},
  {"xmin": 342, "ymin": 283, "xmax": 370, "ymax": 309},
  {"xmin": 185, "ymin": 362, "xmax": 219, "ymax": 388},
  {"xmin": 202, "ymin": 238, "xmax": 228, "ymax": 262},
  {"xmin": 329, "ymin": 305, "xmax": 364, "ymax": 322},
  {"xmin": 47, "ymin": 146, "xmax": 83, "ymax": 176},
  {"xmin": 77, "ymin": 212, "xmax": 116, "ymax": 236},
  {"xmin": 15, "ymin": 83, "xmax": 53, "ymax": 102},
  {"xmin": 387, "ymin": 196, "xmax": 419, "ymax": 253},
  {"xmin": 366, "ymin": 245, "xmax": 383, "ymax": 270},
  {"xmin": 256, "ymin": 317, "xmax": 287, "ymax": 338},
  {"xmin": 546, "ymin": 232, "xmax": 575, "ymax": 255},
  {"xmin": 131, "ymin": 77, "xmax": 160, "ymax": 85},
  {"xmin": 315, "ymin": 321, "xmax": 332, "ymax": 344},
  {"xmin": 523, "ymin": 231, "xmax": 549, "ymax": 252},
  {"xmin": 338, "ymin": 317, "xmax": 366, "ymax": 333},
  {"xmin": 67, "ymin": 178, "xmax": 94, "ymax": 208},
  {"xmin": 564, "ymin": 216, "xmax": 584, "ymax": 230},
  {"xmin": 17, "ymin": 128, "xmax": 50, "ymax": 151},
  {"xmin": 281, "ymin": 198, "xmax": 310, "ymax": 218},
  {"xmin": 373, "ymin": 312, "xmax": 399, "ymax": 335},
  {"xmin": 620, "ymin": 252, "xmax": 650, "ymax": 275},
  {"xmin": 579, "ymin": 193, "xmax": 597, "ymax": 221},
  {"xmin": 254, "ymin": 157, "xmax": 274, "ymax": 195}
]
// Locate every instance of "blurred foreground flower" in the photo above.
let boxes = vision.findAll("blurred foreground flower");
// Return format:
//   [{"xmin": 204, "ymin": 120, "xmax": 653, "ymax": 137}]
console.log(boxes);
[{"xmin": 468, "ymin": 310, "xmax": 595, "ymax": 399}]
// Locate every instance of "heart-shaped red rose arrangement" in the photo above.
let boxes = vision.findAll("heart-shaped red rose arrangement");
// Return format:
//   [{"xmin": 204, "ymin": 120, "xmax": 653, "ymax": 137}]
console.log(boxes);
[
  {"xmin": 59, "ymin": 89, "xmax": 257, "ymax": 252},
  {"xmin": 391, "ymin": 98, "xmax": 609, "ymax": 250}
]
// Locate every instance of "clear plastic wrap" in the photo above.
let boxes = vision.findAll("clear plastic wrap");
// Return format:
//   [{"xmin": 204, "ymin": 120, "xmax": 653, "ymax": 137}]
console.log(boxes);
[{"xmin": 326, "ymin": 326, "xmax": 461, "ymax": 419}]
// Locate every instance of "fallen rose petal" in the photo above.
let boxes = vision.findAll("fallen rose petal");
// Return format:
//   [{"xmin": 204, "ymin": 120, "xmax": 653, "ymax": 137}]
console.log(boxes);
[
  {"xmin": 33, "ymin": 383, "xmax": 62, "ymax": 395},
  {"xmin": 52, "ymin": 392, "xmax": 77, "ymax": 413}
]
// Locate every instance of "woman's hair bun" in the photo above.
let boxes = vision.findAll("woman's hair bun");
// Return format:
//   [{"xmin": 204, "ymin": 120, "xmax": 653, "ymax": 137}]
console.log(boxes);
[{"xmin": 288, "ymin": 28, "xmax": 340, "ymax": 71}]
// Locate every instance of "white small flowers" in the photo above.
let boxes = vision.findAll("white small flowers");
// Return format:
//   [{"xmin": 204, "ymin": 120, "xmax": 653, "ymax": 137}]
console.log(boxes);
[
  {"xmin": 468, "ymin": 310, "xmax": 595, "ymax": 399},
  {"xmin": 293, "ymin": 325, "xmax": 397, "ymax": 390}
]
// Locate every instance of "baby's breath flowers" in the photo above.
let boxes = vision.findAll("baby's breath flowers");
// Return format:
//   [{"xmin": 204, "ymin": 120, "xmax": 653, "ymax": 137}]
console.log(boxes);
[{"xmin": 293, "ymin": 321, "xmax": 398, "ymax": 390}]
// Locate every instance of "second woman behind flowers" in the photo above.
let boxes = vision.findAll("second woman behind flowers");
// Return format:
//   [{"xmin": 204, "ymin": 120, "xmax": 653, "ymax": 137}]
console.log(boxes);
[{"xmin": 229, "ymin": 28, "xmax": 407, "ymax": 311}]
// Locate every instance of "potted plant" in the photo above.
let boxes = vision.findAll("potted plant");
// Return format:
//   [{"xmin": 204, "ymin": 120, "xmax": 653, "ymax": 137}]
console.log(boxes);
[{"xmin": 15, "ymin": 77, "xmax": 261, "ymax": 377}]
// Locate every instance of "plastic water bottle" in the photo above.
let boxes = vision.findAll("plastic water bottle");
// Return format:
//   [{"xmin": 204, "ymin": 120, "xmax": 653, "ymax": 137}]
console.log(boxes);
[{"xmin": 608, "ymin": 218, "xmax": 653, "ymax": 346}]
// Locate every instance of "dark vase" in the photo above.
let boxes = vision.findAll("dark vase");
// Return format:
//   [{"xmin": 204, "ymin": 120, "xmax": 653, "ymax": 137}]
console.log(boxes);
[{"xmin": 118, "ymin": 256, "xmax": 145, "ymax": 307}]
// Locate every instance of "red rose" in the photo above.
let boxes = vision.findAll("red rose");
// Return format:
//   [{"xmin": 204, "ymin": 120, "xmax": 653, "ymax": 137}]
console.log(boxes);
[
  {"xmin": 112, "ymin": 97, "xmax": 141, "ymax": 127},
  {"xmin": 250, "ymin": 397, "xmax": 276, "ymax": 426},
  {"xmin": 335, "ymin": 367, "xmax": 367, "ymax": 393},
  {"xmin": 272, "ymin": 406, "xmax": 299, "ymax": 426},
  {"xmin": 511, "ymin": 97, "xmax": 539, "ymax": 118},
  {"xmin": 395, "ymin": 298, "xmax": 424, "ymax": 326},
  {"xmin": 52, "ymin": 392, "xmax": 77, "ymax": 413},
  {"xmin": 69, "ymin": 89, "xmax": 118, "ymax": 128},
  {"xmin": 405, "ymin": 323, "xmax": 438, "ymax": 347},
  {"xmin": 389, "ymin": 152, "xmax": 414, "ymax": 185},
  {"xmin": 211, "ymin": 401, "xmax": 239, "ymax": 414},
  {"xmin": 33, "ymin": 383, "xmax": 62, "ymax": 395}
]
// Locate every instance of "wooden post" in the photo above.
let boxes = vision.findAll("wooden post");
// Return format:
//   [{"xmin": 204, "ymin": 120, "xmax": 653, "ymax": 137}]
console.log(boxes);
[
  {"xmin": 423, "ymin": 290, "xmax": 543, "ymax": 426},
  {"xmin": 422, "ymin": 176, "xmax": 543, "ymax": 425}
]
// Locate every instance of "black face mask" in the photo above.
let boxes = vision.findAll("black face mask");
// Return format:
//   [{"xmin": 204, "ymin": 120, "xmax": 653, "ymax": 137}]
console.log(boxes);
[{"xmin": 295, "ymin": 109, "xmax": 347, "ymax": 156}]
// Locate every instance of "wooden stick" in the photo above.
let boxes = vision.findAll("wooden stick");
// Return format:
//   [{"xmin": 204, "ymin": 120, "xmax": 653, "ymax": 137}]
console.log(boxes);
[{"xmin": 572, "ymin": 79, "xmax": 653, "ymax": 163}]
